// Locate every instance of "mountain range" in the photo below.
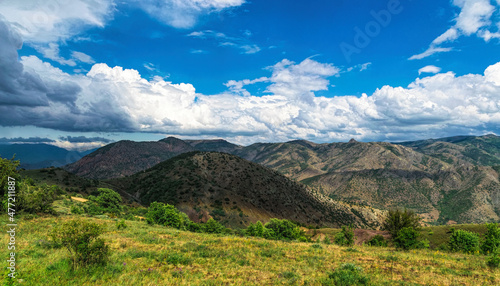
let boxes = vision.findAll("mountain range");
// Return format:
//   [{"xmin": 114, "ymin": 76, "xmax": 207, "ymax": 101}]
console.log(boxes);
[
  {"xmin": 105, "ymin": 151, "xmax": 383, "ymax": 228},
  {"xmin": 64, "ymin": 134, "xmax": 500, "ymax": 226},
  {"xmin": 0, "ymin": 144, "xmax": 95, "ymax": 169}
]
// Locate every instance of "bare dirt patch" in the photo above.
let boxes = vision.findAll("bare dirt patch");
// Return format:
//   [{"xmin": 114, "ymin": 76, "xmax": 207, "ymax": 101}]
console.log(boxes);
[{"xmin": 354, "ymin": 229, "xmax": 391, "ymax": 245}]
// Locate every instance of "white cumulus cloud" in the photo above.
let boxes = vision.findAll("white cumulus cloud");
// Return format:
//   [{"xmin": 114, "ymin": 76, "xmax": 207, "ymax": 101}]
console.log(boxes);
[
  {"xmin": 2, "ymin": 16, "xmax": 500, "ymax": 144},
  {"xmin": 410, "ymin": 0, "xmax": 500, "ymax": 60},
  {"xmin": 0, "ymin": 0, "xmax": 115, "ymax": 43},
  {"xmin": 418, "ymin": 65, "xmax": 442, "ymax": 75}
]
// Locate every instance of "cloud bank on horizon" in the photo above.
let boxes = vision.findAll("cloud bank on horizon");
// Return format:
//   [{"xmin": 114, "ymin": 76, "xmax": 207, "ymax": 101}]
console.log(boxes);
[{"xmin": 1, "ymin": 0, "xmax": 500, "ymax": 147}]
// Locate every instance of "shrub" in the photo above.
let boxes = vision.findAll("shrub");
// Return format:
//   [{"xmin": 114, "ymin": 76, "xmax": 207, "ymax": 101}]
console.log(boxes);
[
  {"xmin": 311, "ymin": 243, "xmax": 322, "ymax": 249},
  {"xmin": 178, "ymin": 212, "xmax": 191, "ymax": 230},
  {"xmin": 323, "ymin": 263, "xmax": 370, "ymax": 285},
  {"xmin": 334, "ymin": 225, "xmax": 355, "ymax": 246},
  {"xmin": 487, "ymin": 250, "xmax": 500, "ymax": 268},
  {"xmin": 245, "ymin": 219, "xmax": 305, "ymax": 241},
  {"xmin": 146, "ymin": 202, "xmax": 182, "ymax": 228},
  {"xmin": 482, "ymin": 223, "xmax": 500, "ymax": 255},
  {"xmin": 0, "ymin": 156, "xmax": 19, "ymax": 197},
  {"xmin": 84, "ymin": 201, "xmax": 104, "ymax": 216},
  {"xmin": 382, "ymin": 208, "xmax": 421, "ymax": 238},
  {"xmin": 203, "ymin": 218, "xmax": 226, "ymax": 234},
  {"xmin": 186, "ymin": 221, "xmax": 203, "ymax": 233},
  {"xmin": 116, "ymin": 219, "xmax": 127, "ymax": 230},
  {"xmin": 448, "ymin": 229, "xmax": 480, "ymax": 254},
  {"xmin": 17, "ymin": 182, "xmax": 59, "ymax": 214},
  {"xmin": 297, "ymin": 236, "xmax": 309, "ymax": 242},
  {"xmin": 393, "ymin": 227, "xmax": 429, "ymax": 250},
  {"xmin": 263, "ymin": 227, "xmax": 276, "ymax": 240},
  {"xmin": 366, "ymin": 235, "xmax": 387, "ymax": 247},
  {"xmin": 88, "ymin": 188, "xmax": 123, "ymax": 215},
  {"xmin": 49, "ymin": 219, "xmax": 109, "ymax": 268},
  {"xmin": 246, "ymin": 221, "xmax": 266, "ymax": 237},
  {"xmin": 323, "ymin": 236, "xmax": 331, "ymax": 245},
  {"xmin": 437, "ymin": 243, "xmax": 449, "ymax": 251},
  {"xmin": 264, "ymin": 218, "xmax": 305, "ymax": 240},
  {"xmin": 254, "ymin": 221, "xmax": 266, "ymax": 237},
  {"xmin": 70, "ymin": 205, "xmax": 83, "ymax": 214}
]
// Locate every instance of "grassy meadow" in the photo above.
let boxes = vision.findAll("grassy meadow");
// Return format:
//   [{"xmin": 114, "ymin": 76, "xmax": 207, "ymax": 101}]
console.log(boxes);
[{"xmin": 2, "ymin": 209, "xmax": 500, "ymax": 285}]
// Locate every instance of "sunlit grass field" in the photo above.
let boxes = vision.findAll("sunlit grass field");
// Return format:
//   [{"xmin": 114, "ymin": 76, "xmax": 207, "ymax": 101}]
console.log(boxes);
[{"xmin": 2, "ymin": 211, "xmax": 500, "ymax": 286}]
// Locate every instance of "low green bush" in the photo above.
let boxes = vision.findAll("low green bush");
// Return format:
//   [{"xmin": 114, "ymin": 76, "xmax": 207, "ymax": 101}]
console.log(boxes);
[
  {"xmin": 448, "ymin": 229, "xmax": 480, "ymax": 254},
  {"xmin": 264, "ymin": 218, "xmax": 305, "ymax": 240},
  {"xmin": 245, "ymin": 219, "xmax": 306, "ymax": 241},
  {"xmin": 323, "ymin": 236, "xmax": 331, "ymax": 245},
  {"xmin": 487, "ymin": 250, "xmax": 500, "ymax": 268},
  {"xmin": 146, "ymin": 202, "xmax": 182, "ymax": 228},
  {"xmin": 482, "ymin": 223, "xmax": 500, "ymax": 255},
  {"xmin": 203, "ymin": 218, "xmax": 226, "ymax": 234},
  {"xmin": 394, "ymin": 227, "xmax": 429, "ymax": 250},
  {"xmin": 116, "ymin": 219, "xmax": 127, "ymax": 230},
  {"xmin": 322, "ymin": 263, "xmax": 370, "ymax": 285},
  {"xmin": 366, "ymin": 235, "xmax": 387, "ymax": 247},
  {"xmin": 49, "ymin": 219, "xmax": 110, "ymax": 268},
  {"xmin": 334, "ymin": 225, "xmax": 355, "ymax": 246},
  {"xmin": 87, "ymin": 188, "xmax": 123, "ymax": 215},
  {"xmin": 17, "ymin": 182, "xmax": 60, "ymax": 214},
  {"xmin": 70, "ymin": 205, "xmax": 83, "ymax": 214},
  {"xmin": 186, "ymin": 220, "xmax": 203, "ymax": 233}
]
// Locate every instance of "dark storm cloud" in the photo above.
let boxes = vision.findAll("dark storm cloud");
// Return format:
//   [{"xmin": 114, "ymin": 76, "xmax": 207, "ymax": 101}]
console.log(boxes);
[
  {"xmin": 59, "ymin": 136, "xmax": 114, "ymax": 143},
  {"xmin": 0, "ymin": 18, "xmax": 50, "ymax": 107}
]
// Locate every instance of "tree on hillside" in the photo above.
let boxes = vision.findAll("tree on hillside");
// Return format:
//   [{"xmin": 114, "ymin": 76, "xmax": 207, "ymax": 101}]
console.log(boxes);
[
  {"xmin": 146, "ymin": 202, "xmax": 182, "ymax": 228},
  {"xmin": 382, "ymin": 208, "xmax": 422, "ymax": 237},
  {"xmin": 0, "ymin": 156, "xmax": 19, "ymax": 197},
  {"xmin": 17, "ymin": 182, "xmax": 60, "ymax": 214},
  {"xmin": 87, "ymin": 188, "xmax": 123, "ymax": 215}
]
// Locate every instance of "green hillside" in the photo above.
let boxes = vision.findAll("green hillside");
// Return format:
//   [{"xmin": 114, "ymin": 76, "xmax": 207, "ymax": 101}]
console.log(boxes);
[{"xmin": 106, "ymin": 151, "xmax": 384, "ymax": 229}]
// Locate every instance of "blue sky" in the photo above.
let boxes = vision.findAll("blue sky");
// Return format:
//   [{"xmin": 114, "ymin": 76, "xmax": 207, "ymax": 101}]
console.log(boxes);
[{"xmin": 1, "ymin": 0, "xmax": 500, "ymax": 150}]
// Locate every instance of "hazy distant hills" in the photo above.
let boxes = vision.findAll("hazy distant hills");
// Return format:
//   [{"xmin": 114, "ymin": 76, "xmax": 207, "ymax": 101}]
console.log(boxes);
[
  {"xmin": 64, "ymin": 134, "xmax": 500, "ymax": 225},
  {"xmin": 398, "ymin": 134, "xmax": 500, "ymax": 166},
  {"xmin": 106, "ymin": 151, "xmax": 384, "ymax": 228},
  {"xmin": 0, "ymin": 144, "xmax": 95, "ymax": 169}
]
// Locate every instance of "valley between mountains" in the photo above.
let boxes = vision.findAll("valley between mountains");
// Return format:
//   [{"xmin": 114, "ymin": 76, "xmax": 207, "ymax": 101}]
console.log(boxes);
[{"xmin": 64, "ymin": 134, "xmax": 500, "ymax": 228}]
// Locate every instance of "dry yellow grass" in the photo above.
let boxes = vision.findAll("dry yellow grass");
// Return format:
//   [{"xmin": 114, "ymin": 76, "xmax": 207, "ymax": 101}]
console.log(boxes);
[
  {"xmin": 2, "ymin": 214, "xmax": 500, "ymax": 285},
  {"xmin": 70, "ymin": 197, "xmax": 89, "ymax": 203}
]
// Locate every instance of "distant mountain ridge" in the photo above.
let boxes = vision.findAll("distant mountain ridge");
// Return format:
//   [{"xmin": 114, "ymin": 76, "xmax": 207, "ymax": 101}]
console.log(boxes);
[
  {"xmin": 0, "ymin": 144, "xmax": 95, "ymax": 169},
  {"xmin": 65, "ymin": 137, "xmax": 196, "ymax": 179},
  {"xmin": 397, "ymin": 134, "xmax": 500, "ymax": 166},
  {"xmin": 65, "ymin": 134, "xmax": 500, "ymax": 225}
]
